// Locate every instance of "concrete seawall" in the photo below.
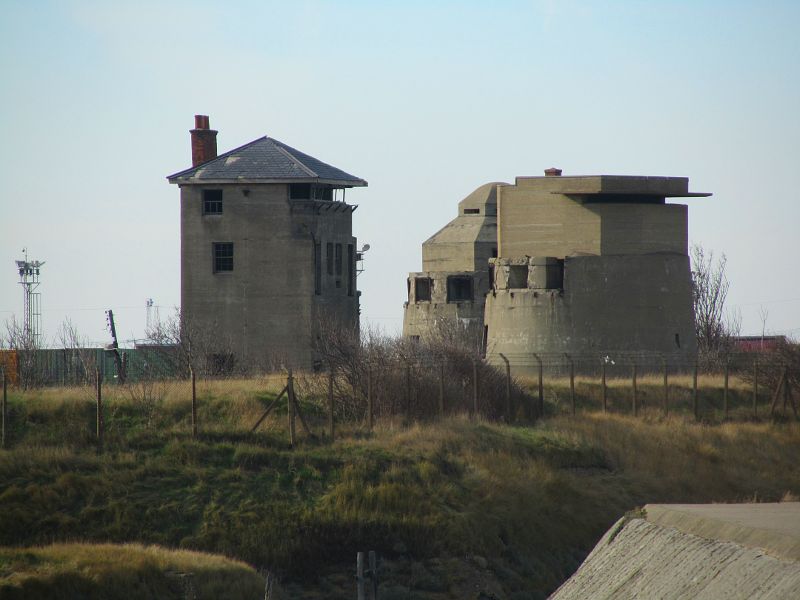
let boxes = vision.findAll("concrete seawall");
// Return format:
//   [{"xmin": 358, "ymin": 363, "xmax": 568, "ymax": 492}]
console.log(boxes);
[{"xmin": 551, "ymin": 503, "xmax": 800, "ymax": 599}]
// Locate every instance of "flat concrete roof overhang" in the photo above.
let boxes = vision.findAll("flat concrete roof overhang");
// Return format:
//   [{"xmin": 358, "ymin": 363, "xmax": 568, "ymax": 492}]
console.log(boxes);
[{"xmin": 515, "ymin": 175, "xmax": 711, "ymax": 198}]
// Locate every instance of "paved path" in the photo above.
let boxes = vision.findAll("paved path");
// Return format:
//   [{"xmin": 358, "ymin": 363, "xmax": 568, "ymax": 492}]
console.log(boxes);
[{"xmin": 550, "ymin": 503, "xmax": 800, "ymax": 599}]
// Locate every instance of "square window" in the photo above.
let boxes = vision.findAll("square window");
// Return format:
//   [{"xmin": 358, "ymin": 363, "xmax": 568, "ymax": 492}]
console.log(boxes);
[
  {"xmin": 213, "ymin": 242, "xmax": 233, "ymax": 273},
  {"xmin": 203, "ymin": 189, "xmax": 223, "ymax": 214},
  {"xmin": 447, "ymin": 276, "xmax": 472, "ymax": 302},
  {"xmin": 415, "ymin": 277, "xmax": 432, "ymax": 302}
]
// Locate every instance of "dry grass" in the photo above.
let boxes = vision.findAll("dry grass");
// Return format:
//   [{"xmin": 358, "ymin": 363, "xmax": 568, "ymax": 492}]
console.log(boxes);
[{"xmin": 0, "ymin": 543, "xmax": 263, "ymax": 600}]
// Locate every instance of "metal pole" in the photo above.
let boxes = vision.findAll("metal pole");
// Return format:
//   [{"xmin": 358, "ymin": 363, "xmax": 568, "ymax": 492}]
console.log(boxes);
[
  {"xmin": 472, "ymin": 359, "xmax": 479, "ymax": 418},
  {"xmin": 369, "ymin": 550, "xmax": 378, "ymax": 599},
  {"xmin": 753, "ymin": 359, "xmax": 758, "ymax": 418},
  {"xmin": 632, "ymin": 363, "xmax": 638, "ymax": 417},
  {"xmin": 723, "ymin": 361, "xmax": 730, "ymax": 420},
  {"xmin": 601, "ymin": 360, "xmax": 607, "ymax": 413},
  {"xmin": 565, "ymin": 354, "xmax": 575, "ymax": 415},
  {"xmin": 499, "ymin": 353, "xmax": 511, "ymax": 423},
  {"xmin": 328, "ymin": 370, "xmax": 335, "ymax": 441},
  {"xmin": 367, "ymin": 365, "xmax": 374, "ymax": 431},
  {"xmin": 288, "ymin": 369, "xmax": 296, "ymax": 447},
  {"xmin": 96, "ymin": 367, "xmax": 103, "ymax": 451},
  {"xmin": 356, "ymin": 551, "xmax": 365, "ymax": 600},
  {"xmin": 663, "ymin": 360, "xmax": 669, "ymax": 416},
  {"xmin": 1, "ymin": 369, "xmax": 6, "ymax": 449},
  {"xmin": 533, "ymin": 353, "xmax": 544, "ymax": 418},
  {"xmin": 191, "ymin": 367, "xmax": 197, "ymax": 438},
  {"xmin": 405, "ymin": 363, "xmax": 412, "ymax": 422},
  {"xmin": 438, "ymin": 361, "xmax": 445, "ymax": 418},
  {"xmin": 693, "ymin": 362, "xmax": 699, "ymax": 421}
]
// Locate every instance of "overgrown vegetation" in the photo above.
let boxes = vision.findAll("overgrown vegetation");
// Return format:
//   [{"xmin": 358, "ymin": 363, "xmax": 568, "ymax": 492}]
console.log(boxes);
[{"xmin": 1, "ymin": 381, "xmax": 799, "ymax": 599}]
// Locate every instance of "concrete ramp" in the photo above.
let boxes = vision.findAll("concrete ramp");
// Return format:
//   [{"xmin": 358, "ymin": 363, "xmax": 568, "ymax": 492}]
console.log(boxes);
[{"xmin": 550, "ymin": 503, "xmax": 800, "ymax": 599}]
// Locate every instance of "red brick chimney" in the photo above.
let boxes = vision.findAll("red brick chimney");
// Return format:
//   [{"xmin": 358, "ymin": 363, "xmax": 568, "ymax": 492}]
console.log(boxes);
[
  {"xmin": 190, "ymin": 115, "xmax": 218, "ymax": 166},
  {"xmin": 544, "ymin": 167, "xmax": 562, "ymax": 177}
]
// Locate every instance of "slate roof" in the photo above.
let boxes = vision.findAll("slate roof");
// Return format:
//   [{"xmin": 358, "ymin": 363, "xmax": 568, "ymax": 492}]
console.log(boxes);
[{"xmin": 167, "ymin": 136, "xmax": 367, "ymax": 186}]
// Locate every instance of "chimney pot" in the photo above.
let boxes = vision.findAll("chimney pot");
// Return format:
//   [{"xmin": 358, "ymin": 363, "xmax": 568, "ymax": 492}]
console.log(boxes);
[
  {"xmin": 544, "ymin": 167, "xmax": 562, "ymax": 177},
  {"xmin": 190, "ymin": 115, "xmax": 218, "ymax": 166}
]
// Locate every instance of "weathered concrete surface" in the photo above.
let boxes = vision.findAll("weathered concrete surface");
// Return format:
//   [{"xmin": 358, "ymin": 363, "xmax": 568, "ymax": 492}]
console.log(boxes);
[{"xmin": 550, "ymin": 504, "xmax": 800, "ymax": 600}]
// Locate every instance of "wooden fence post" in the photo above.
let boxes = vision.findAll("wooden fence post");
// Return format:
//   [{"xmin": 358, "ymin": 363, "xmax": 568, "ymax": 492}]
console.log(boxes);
[
  {"xmin": 369, "ymin": 550, "xmax": 378, "ymax": 599},
  {"xmin": 367, "ymin": 365, "xmax": 374, "ymax": 431},
  {"xmin": 328, "ymin": 370, "xmax": 335, "ymax": 442},
  {"xmin": 499, "ymin": 353, "xmax": 512, "ymax": 423},
  {"xmin": 190, "ymin": 367, "xmax": 197, "ymax": 438},
  {"xmin": 632, "ymin": 363, "xmax": 638, "ymax": 417},
  {"xmin": 95, "ymin": 368, "xmax": 103, "ymax": 451},
  {"xmin": 693, "ymin": 362, "xmax": 699, "ymax": 421},
  {"xmin": 356, "ymin": 551, "xmax": 365, "ymax": 600},
  {"xmin": 601, "ymin": 360, "xmax": 607, "ymax": 413},
  {"xmin": 752, "ymin": 359, "xmax": 759, "ymax": 418},
  {"xmin": 566, "ymin": 354, "xmax": 575, "ymax": 415},
  {"xmin": 472, "ymin": 359, "xmax": 479, "ymax": 418},
  {"xmin": 1, "ymin": 369, "xmax": 6, "ymax": 449},
  {"xmin": 723, "ymin": 360, "xmax": 730, "ymax": 420},
  {"xmin": 288, "ymin": 369, "xmax": 296, "ymax": 447},
  {"xmin": 662, "ymin": 360, "xmax": 669, "ymax": 416}
]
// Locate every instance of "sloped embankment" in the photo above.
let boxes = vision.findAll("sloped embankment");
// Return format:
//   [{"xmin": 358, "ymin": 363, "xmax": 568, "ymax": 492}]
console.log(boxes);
[{"xmin": 551, "ymin": 503, "xmax": 800, "ymax": 599}]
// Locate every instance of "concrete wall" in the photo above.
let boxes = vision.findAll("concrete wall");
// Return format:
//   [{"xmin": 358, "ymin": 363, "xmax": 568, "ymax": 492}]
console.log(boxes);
[
  {"xmin": 180, "ymin": 183, "xmax": 358, "ymax": 369},
  {"xmin": 484, "ymin": 253, "xmax": 696, "ymax": 371}
]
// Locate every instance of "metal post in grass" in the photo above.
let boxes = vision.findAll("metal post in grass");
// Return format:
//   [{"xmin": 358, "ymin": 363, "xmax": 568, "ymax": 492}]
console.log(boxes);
[
  {"xmin": 601, "ymin": 359, "xmax": 607, "ymax": 413},
  {"xmin": 499, "ymin": 353, "xmax": 512, "ymax": 423},
  {"xmin": 533, "ymin": 353, "xmax": 544, "ymax": 418},
  {"xmin": 693, "ymin": 362, "xmax": 699, "ymax": 421},
  {"xmin": 356, "ymin": 551, "xmax": 365, "ymax": 600},
  {"xmin": 367, "ymin": 364, "xmax": 374, "ymax": 431},
  {"xmin": 472, "ymin": 359, "xmax": 479, "ymax": 418},
  {"xmin": 632, "ymin": 363, "xmax": 638, "ymax": 417},
  {"xmin": 1, "ymin": 368, "xmax": 6, "ymax": 449},
  {"xmin": 95, "ymin": 367, "xmax": 104, "ymax": 451},
  {"xmin": 405, "ymin": 363, "xmax": 412, "ymax": 422},
  {"xmin": 287, "ymin": 369, "xmax": 296, "ymax": 447},
  {"xmin": 438, "ymin": 361, "xmax": 445, "ymax": 419},
  {"xmin": 662, "ymin": 360, "xmax": 669, "ymax": 416},
  {"xmin": 723, "ymin": 360, "xmax": 730, "ymax": 420},
  {"xmin": 753, "ymin": 358, "xmax": 759, "ymax": 418},
  {"xmin": 190, "ymin": 367, "xmax": 197, "ymax": 438},
  {"xmin": 328, "ymin": 369, "xmax": 335, "ymax": 442},
  {"xmin": 565, "ymin": 353, "xmax": 575, "ymax": 415},
  {"xmin": 369, "ymin": 550, "xmax": 378, "ymax": 599}
]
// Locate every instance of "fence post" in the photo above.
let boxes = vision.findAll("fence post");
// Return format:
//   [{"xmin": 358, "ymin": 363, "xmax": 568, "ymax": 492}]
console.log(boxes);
[
  {"xmin": 95, "ymin": 367, "xmax": 103, "ymax": 452},
  {"xmin": 405, "ymin": 363, "xmax": 412, "ymax": 422},
  {"xmin": 367, "ymin": 365, "xmax": 374, "ymax": 431},
  {"xmin": 601, "ymin": 360, "xmax": 607, "ymax": 413},
  {"xmin": 438, "ymin": 361, "xmax": 445, "ymax": 419},
  {"xmin": 565, "ymin": 353, "xmax": 575, "ymax": 415},
  {"xmin": 499, "ymin": 353, "xmax": 512, "ymax": 423},
  {"xmin": 328, "ymin": 369, "xmax": 335, "ymax": 442},
  {"xmin": 533, "ymin": 353, "xmax": 544, "ymax": 418},
  {"xmin": 369, "ymin": 550, "xmax": 378, "ymax": 599},
  {"xmin": 632, "ymin": 363, "xmax": 638, "ymax": 417},
  {"xmin": 288, "ymin": 369, "xmax": 296, "ymax": 447},
  {"xmin": 190, "ymin": 367, "xmax": 197, "ymax": 438},
  {"xmin": 723, "ymin": 360, "xmax": 730, "ymax": 420},
  {"xmin": 472, "ymin": 359, "xmax": 479, "ymax": 418},
  {"xmin": 356, "ymin": 551, "xmax": 365, "ymax": 600},
  {"xmin": 662, "ymin": 360, "xmax": 669, "ymax": 416},
  {"xmin": 693, "ymin": 362, "xmax": 699, "ymax": 421},
  {"xmin": 753, "ymin": 358, "xmax": 759, "ymax": 418},
  {"xmin": 1, "ymin": 368, "xmax": 6, "ymax": 449}
]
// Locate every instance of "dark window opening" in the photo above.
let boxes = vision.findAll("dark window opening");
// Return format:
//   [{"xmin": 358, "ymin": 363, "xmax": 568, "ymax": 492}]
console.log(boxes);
[
  {"xmin": 335, "ymin": 243, "xmax": 343, "ymax": 276},
  {"xmin": 347, "ymin": 244, "xmax": 354, "ymax": 297},
  {"xmin": 213, "ymin": 242, "xmax": 233, "ymax": 273},
  {"xmin": 463, "ymin": 208, "xmax": 480, "ymax": 215},
  {"xmin": 203, "ymin": 189, "xmax": 223, "ymax": 214},
  {"xmin": 508, "ymin": 265, "xmax": 528, "ymax": 288},
  {"xmin": 415, "ymin": 277, "xmax": 432, "ymax": 302},
  {"xmin": 290, "ymin": 183, "xmax": 312, "ymax": 199},
  {"xmin": 314, "ymin": 243, "xmax": 322, "ymax": 295},
  {"xmin": 407, "ymin": 278, "xmax": 411, "ymax": 302},
  {"xmin": 447, "ymin": 276, "xmax": 473, "ymax": 302},
  {"xmin": 326, "ymin": 242, "xmax": 334, "ymax": 275},
  {"xmin": 491, "ymin": 247, "xmax": 498, "ymax": 258},
  {"xmin": 314, "ymin": 186, "xmax": 333, "ymax": 201}
]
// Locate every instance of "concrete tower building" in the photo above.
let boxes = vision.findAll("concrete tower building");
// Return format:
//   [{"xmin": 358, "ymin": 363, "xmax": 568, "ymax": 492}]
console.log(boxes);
[
  {"xmin": 167, "ymin": 116, "xmax": 367, "ymax": 369},
  {"xmin": 403, "ymin": 169, "xmax": 710, "ymax": 372}
]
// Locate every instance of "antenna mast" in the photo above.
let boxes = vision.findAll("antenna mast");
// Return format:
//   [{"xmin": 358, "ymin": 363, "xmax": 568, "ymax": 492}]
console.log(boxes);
[{"xmin": 15, "ymin": 248, "xmax": 44, "ymax": 348}]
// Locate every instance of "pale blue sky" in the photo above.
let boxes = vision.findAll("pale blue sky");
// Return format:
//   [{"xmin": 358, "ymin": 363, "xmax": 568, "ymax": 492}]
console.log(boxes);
[{"xmin": 1, "ymin": 0, "xmax": 798, "ymax": 345}]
